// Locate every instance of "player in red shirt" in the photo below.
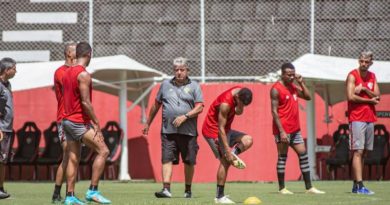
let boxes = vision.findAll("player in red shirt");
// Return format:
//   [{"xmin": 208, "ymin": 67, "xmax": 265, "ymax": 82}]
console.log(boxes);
[
  {"xmin": 51, "ymin": 42, "xmax": 76, "ymax": 203},
  {"xmin": 62, "ymin": 42, "xmax": 111, "ymax": 204},
  {"xmin": 346, "ymin": 51, "xmax": 379, "ymax": 195},
  {"xmin": 202, "ymin": 86, "xmax": 253, "ymax": 204},
  {"xmin": 270, "ymin": 63, "xmax": 324, "ymax": 195}
]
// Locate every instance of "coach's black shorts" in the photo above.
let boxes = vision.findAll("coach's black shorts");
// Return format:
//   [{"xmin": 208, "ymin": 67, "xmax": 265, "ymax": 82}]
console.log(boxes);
[
  {"xmin": 161, "ymin": 133, "xmax": 199, "ymax": 165},
  {"xmin": 0, "ymin": 132, "xmax": 13, "ymax": 164}
]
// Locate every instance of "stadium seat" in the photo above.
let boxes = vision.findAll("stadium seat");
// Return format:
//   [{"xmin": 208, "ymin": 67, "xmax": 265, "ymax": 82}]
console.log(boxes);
[
  {"xmin": 207, "ymin": 43, "xmax": 229, "ymax": 60},
  {"xmin": 366, "ymin": 40, "xmax": 390, "ymax": 60},
  {"xmin": 142, "ymin": 3, "xmax": 165, "ymax": 21},
  {"xmin": 317, "ymin": 1, "xmax": 345, "ymax": 19},
  {"xmin": 332, "ymin": 22, "xmax": 356, "ymax": 40},
  {"xmin": 131, "ymin": 24, "xmax": 153, "ymax": 42},
  {"xmin": 297, "ymin": 42, "xmax": 310, "ymax": 55},
  {"xmin": 102, "ymin": 121, "xmax": 123, "ymax": 180},
  {"xmin": 240, "ymin": 21, "xmax": 266, "ymax": 41},
  {"xmin": 232, "ymin": 1, "xmax": 255, "ymax": 19},
  {"xmin": 325, "ymin": 124, "xmax": 351, "ymax": 180},
  {"xmin": 355, "ymin": 20, "xmax": 378, "ymax": 39},
  {"xmin": 264, "ymin": 22, "xmax": 288, "ymax": 40},
  {"xmin": 287, "ymin": 21, "xmax": 309, "ymax": 40},
  {"xmin": 229, "ymin": 43, "xmax": 252, "ymax": 60},
  {"xmin": 255, "ymin": 1, "xmax": 277, "ymax": 19},
  {"xmin": 150, "ymin": 24, "xmax": 176, "ymax": 42},
  {"xmin": 209, "ymin": 2, "xmax": 233, "ymax": 20},
  {"xmin": 342, "ymin": 41, "xmax": 366, "ymax": 58},
  {"xmin": 185, "ymin": 44, "xmax": 200, "ymax": 60},
  {"xmin": 277, "ymin": 1, "xmax": 309, "ymax": 18},
  {"xmin": 35, "ymin": 122, "xmax": 62, "ymax": 180},
  {"xmin": 252, "ymin": 42, "xmax": 275, "ymax": 60},
  {"xmin": 162, "ymin": 2, "xmax": 190, "ymax": 22},
  {"xmin": 344, "ymin": 0, "xmax": 369, "ymax": 17},
  {"xmin": 94, "ymin": 24, "xmax": 111, "ymax": 42},
  {"xmin": 9, "ymin": 122, "xmax": 41, "ymax": 180},
  {"xmin": 315, "ymin": 21, "xmax": 335, "ymax": 39},
  {"xmin": 377, "ymin": 20, "xmax": 390, "ymax": 39},
  {"xmin": 206, "ymin": 22, "xmax": 221, "ymax": 41},
  {"xmin": 109, "ymin": 25, "xmax": 132, "ymax": 42},
  {"xmin": 162, "ymin": 43, "xmax": 186, "ymax": 60},
  {"xmin": 117, "ymin": 44, "xmax": 139, "ymax": 58},
  {"xmin": 274, "ymin": 42, "xmax": 297, "ymax": 60},
  {"xmin": 176, "ymin": 23, "xmax": 199, "ymax": 41},
  {"xmin": 97, "ymin": 3, "xmax": 122, "ymax": 21},
  {"xmin": 219, "ymin": 22, "xmax": 243, "ymax": 41},
  {"xmin": 364, "ymin": 124, "xmax": 389, "ymax": 180},
  {"xmin": 94, "ymin": 43, "xmax": 117, "ymax": 57},
  {"xmin": 121, "ymin": 4, "xmax": 143, "ymax": 21},
  {"xmin": 367, "ymin": 0, "xmax": 389, "ymax": 17}
]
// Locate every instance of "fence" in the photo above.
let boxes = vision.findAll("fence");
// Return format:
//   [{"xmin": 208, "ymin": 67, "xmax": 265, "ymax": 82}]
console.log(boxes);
[{"xmin": 1, "ymin": 0, "xmax": 389, "ymax": 79}]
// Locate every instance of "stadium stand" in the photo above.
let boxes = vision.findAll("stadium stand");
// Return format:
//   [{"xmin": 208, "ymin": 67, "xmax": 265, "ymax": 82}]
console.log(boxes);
[{"xmin": 1, "ymin": 0, "xmax": 390, "ymax": 76}]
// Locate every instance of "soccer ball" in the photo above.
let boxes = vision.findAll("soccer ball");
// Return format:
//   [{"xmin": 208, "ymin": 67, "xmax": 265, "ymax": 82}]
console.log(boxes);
[{"xmin": 243, "ymin": 196, "xmax": 261, "ymax": 204}]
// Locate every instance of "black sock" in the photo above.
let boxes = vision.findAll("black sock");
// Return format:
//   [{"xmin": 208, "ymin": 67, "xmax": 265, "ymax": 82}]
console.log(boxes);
[
  {"xmin": 357, "ymin": 181, "xmax": 364, "ymax": 189},
  {"xmin": 0, "ymin": 187, "xmax": 4, "ymax": 192},
  {"xmin": 216, "ymin": 185, "xmax": 224, "ymax": 198},
  {"xmin": 353, "ymin": 180, "xmax": 357, "ymax": 189},
  {"xmin": 277, "ymin": 154, "xmax": 287, "ymax": 190},
  {"xmin": 299, "ymin": 153, "xmax": 312, "ymax": 190},
  {"xmin": 89, "ymin": 185, "xmax": 98, "ymax": 191},
  {"xmin": 232, "ymin": 145, "xmax": 242, "ymax": 155},
  {"xmin": 163, "ymin": 183, "xmax": 171, "ymax": 192},
  {"xmin": 66, "ymin": 192, "xmax": 75, "ymax": 197},
  {"xmin": 54, "ymin": 185, "xmax": 62, "ymax": 195},
  {"xmin": 185, "ymin": 184, "xmax": 191, "ymax": 192}
]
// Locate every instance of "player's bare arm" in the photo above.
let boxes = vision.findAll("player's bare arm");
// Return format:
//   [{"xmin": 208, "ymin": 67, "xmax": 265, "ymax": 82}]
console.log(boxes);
[
  {"xmin": 295, "ymin": 74, "xmax": 311, "ymax": 100},
  {"xmin": 218, "ymin": 103, "xmax": 235, "ymax": 164},
  {"xmin": 270, "ymin": 88, "xmax": 288, "ymax": 143},
  {"xmin": 361, "ymin": 80, "xmax": 380, "ymax": 99},
  {"xmin": 172, "ymin": 103, "xmax": 204, "ymax": 128},
  {"xmin": 78, "ymin": 71, "xmax": 103, "ymax": 142},
  {"xmin": 142, "ymin": 100, "xmax": 162, "ymax": 137},
  {"xmin": 347, "ymin": 74, "xmax": 379, "ymax": 104}
]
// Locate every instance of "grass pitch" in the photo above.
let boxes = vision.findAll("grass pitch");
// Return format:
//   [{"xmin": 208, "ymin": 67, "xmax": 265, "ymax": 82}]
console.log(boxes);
[{"xmin": 1, "ymin": 180, "xmax": 389, "ymax": 204}]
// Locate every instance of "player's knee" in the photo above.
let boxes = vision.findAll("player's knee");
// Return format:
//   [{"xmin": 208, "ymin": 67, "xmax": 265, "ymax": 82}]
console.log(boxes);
[
  {"xmin": 99, "ymin": 146, "xmax": 110, "ymax": 159},
  {"xmin": 243, "ymin": 135, "xmax": 253, "ymax": 147}
]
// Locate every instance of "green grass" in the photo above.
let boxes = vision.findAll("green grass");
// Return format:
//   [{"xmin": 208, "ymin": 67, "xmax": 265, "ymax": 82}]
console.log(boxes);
[{"xmin": 1, "ymin": 180, "xmax": 390, "ymax": 204}]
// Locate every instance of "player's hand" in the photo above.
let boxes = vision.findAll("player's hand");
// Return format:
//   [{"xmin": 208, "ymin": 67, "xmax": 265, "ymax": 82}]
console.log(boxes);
[
  {"xmin": 354, "ymin": 84, "xmax": 363, "ymax": 94},
  {"xmin": 142, "ymin": 124, "xmax": 149, "ymax": 137},
  {"xmin": 295, "ymin": 74, "xmax": 303, "ymax": 84},
  {"xmin": 93, "ymin": 126, "xmax": 104, "ymax": 143},
  {"xmin": 280, "ymin": 132, "xmax": 290, "ymax": 144},
  {"xmin": 370, "ymin": 96, "xmax": 380, "ymax": 105},
  {"xmin": 225, "ymin": 152, "xmax": 235, "ymax": 164},
  {"xmin": 172, "ymin": 115, "xmax": 187, "ymax": 128},
  {"xmin": 0, "ymin": 130, "xmax": 3, "ymax": 142}
]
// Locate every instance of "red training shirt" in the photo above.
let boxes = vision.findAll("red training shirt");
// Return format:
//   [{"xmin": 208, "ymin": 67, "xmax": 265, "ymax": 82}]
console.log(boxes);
[
  {"xmin": 202, "ymin": 86, "xmax": 241, "ymax": 139},
  {"xmin": 63, "ymin": 65, "xmax": 92, "ymax": 124},
  {"xmin": 272, "ymin": 81, "xmax": 300, "ymax": 135},
  {"xmin": 54, "ymin": 65, "xmax": 69, "ymax": 122},
  {"xmin": 347, "ymin": 69, "xmax": 377, "ymax": 123}
]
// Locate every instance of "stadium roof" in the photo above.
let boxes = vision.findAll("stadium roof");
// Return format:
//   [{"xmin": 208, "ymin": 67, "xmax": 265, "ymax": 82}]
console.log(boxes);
[{"xmin": 292, "ymin": 54, "xmax": 390, "ymax": 105}]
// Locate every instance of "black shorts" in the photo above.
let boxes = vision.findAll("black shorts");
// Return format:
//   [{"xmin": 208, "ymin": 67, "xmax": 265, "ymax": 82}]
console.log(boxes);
[
  {"xmin": 0, "ymin": 132, "xmax": 13, "ymax": 164},
  {"xmin": 161, "ymin": 133, "xmax": 199, "ymax": 165}
]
